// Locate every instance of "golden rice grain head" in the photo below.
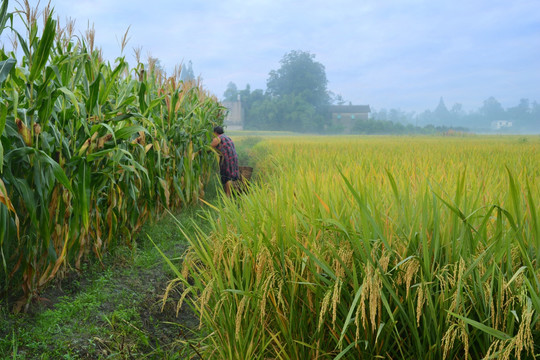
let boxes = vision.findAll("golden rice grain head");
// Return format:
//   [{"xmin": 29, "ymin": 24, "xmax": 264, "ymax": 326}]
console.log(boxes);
[
  {"xmin": 259, "ymin": 272, "xmax": 276, "ymax": 323},
  {"xmin": 501, "ymin": 340, "xmax": 515, "ymax": 360},
  {"xmin": 338, "ymin": 245, "xmax": 354, "ymax": 271},
  {"xmin": 369, "ymin": 267, "xmax": 382, "ymax": 330},
  {"xmin": 181, "ymin": 253, "xmax": 192, "ymax": 280},
  {"xmin": 285, "ymin": 256, "xmax": 295, "ymax": 274},
  {"xmin": 460, "ymin": 323, "xmax": 470, "ymax": 360},
  {"xmin": 443, "ymin": 263, "xmax": 457, "ymax": 289},
  {"xmin": 176, "ymin": 286, "xmax": 192, "ymax": 317},
  {"xmin": 405, "ymin": 259, "xmax": 420, "ymax": 298},
  {"xmin": 269, "ymin": 234, "xmax": 277, "ymax": 247},
  {"xmin": 198, "ymin": 279, "xmax": 215, "ymax": 328},
  {"xmin": 255, "ymin": 248, "xmax": 269, "ymax": 285},
  {"xmin": 332, "ymin": 258, "xmax": 343, "ymax": 280},
  {"xmin": 161, "ymin": 278, "xmax": 181, "ymax": 312},
  {"xmin": 441, "ymin": 323, "xmax": 459, "ymax": 360},
  {"xmin": 359, "ymin": 267, "xmax": 372, "ymax": 327},
  {"xmin": 211, "ymin": 239, "xmax": 224, "ymax": 267},
  {"xmin": 416, "ymin": 284, "xmax": 425, "ymax": 327},
  {"xmin": 484, "ymin": 340, "xmax": 502, "ymax": 360},
  {"xmin": 318, "ymin": 290, "xmax": 332, "ymax": 331},
  {"xmin": 514, "ymin": 298, "xmax": 534, "ymax": 360},
  {"xmin": 354, "ymin": 300, "xmax": 362, "ymax": 343},
  {"xmin": 235, "ymin": 296, "xmax": 248, "ymax": 336},
  {"xmin": 332, "ymin": 278, "xmax": 342, "ymax": 327},
  {"xmin": 379, "ymin": 251, "xmax": 391, "ymax": 273},
  {"xmin": 511, "ymin": 246, "xmax": 521, "ymax": 265}
]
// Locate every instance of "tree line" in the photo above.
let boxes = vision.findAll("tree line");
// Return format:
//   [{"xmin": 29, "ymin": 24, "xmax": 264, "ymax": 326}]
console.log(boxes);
[
  {"xmin": 372, "ymin": 97, "xmax": 540, "ymax": 133},
  {"xmin": 224, "ymin": 50, "xmax": 539, "ymax": 134},
  {"xmin": 223, "ymin": 50, "xmax": 330, "ymax": 133}
]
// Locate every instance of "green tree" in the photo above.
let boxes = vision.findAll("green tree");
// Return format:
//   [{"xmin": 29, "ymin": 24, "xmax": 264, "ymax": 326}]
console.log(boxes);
[
  {"xmin": 262, "ymin": 50, "xmax": 331, "ymax": 132},
  {"xmin": 433, "ymin": 97, "xmax": 450, "ymax": 125},
  {"xmin": 248, "ymin": 97, "xmax": 280, "ymax": 130},
  {"xmin": 223, "ymin": 81, "xmax": 238, "ymax": 102},
  {"xmin": 480, "ymin": 96, "xmax": 506, "ymax": 125},
  {"xmin": 266, "ymin": 50, "xmax": 330, "ymax": 109},
  {"xmin": 530, "ymin": 101, "xmax": 540, "ymax": 131},
  {"xmin": 507, "ymin": 98, "xmax": 533, "ymax": 130},
  {"xmin": 240, "ymin": 85, "xmax": 267, "ymax": 129}
]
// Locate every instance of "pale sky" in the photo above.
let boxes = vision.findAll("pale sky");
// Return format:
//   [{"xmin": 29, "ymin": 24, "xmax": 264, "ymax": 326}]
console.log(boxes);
[{"xmin": 4, "ymin": 0, "xmax": 540, "ymax": 112}]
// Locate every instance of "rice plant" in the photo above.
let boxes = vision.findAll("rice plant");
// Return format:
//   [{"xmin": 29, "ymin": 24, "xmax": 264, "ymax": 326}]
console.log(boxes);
[{"xmin": 168, "ymin": 136, "xmax": 540, "ymax": 359}]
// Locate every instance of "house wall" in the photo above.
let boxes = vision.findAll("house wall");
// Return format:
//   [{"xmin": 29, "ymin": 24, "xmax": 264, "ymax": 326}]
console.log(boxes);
[
  {"xmin": 332, "ymin": 112, "xmax": 369, "ymax": 132},
  {"xmin": 222, "ymin": 101, "xmax": 243, "ymax": 130},
  {"xmin": 491, "ymin": 120, "xmax": 513, "ymax": 130}
]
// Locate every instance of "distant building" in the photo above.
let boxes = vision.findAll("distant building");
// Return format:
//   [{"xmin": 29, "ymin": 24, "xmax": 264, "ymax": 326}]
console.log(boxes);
[
  {"xmin": 329, "ymin": 105, "xmax": 371, "ymax": 132},
  {"xmin": 222, "ymin": 95, "xmax": 244, "ymax": 130},
  {"xmin": 491, "ymin": 120, "xmax": 513, "ymax": 130}
]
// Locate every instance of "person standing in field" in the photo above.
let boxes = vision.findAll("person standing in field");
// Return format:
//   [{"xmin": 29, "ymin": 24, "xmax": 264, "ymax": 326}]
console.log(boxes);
[{"xmin": 211, "ymin": 126, "xmax": 239, "ymax": 196}]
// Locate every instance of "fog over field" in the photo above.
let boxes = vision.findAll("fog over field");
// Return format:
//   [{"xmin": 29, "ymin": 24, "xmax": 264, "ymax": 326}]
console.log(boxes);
[{"xmin": 3, "ymin": 0, "xmax": 539, "ymax": 114}]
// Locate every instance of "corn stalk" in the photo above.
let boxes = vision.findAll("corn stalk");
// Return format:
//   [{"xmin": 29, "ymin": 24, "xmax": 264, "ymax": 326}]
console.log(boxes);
[{"xmin": 0, "ymin": 1, "xmax": 225, "ymax": 310}]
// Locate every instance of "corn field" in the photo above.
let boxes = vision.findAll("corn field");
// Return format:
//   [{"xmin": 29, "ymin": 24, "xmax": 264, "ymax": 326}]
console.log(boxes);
[
  {"xmin": 0, "ymin": 1, "xmax": 222, "ymax": 310},
  {"xmin": 170, "ymin": 136, "xmax": 540, "ymax": 359}
]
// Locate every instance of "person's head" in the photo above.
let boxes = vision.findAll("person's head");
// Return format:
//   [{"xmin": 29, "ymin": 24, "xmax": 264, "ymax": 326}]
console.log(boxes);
[{"xmin": 213, "ymin": 126, "xmax": 224, "ymax": 135}]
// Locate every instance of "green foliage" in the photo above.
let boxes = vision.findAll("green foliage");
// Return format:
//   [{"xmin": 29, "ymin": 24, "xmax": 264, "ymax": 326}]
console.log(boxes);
[
  {"xmin": 267, "ymin": 50, "xmax": 330, "ymax": 109},
  {"xmin": 230, "ymin": 50, "xmax": 332, "ymax": 133},
  {"xmin": 223, "ymin": 81, "xmax": 238, "ymax": 102},
  {"xmin": 247, "ymin": 94, "xmax": 327, "ymax": 132},
  {"xmin": 0, "ymin": 2, "xmax": 223, "ymax": 306}
]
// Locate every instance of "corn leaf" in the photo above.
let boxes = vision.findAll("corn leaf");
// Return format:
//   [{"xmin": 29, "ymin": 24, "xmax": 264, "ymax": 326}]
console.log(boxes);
[
  {"xmin": 0, "ymin": 101, "xmax": 6, "ymax": 136},
  {"xmin": 29, "ymin": 15, "xmax": 56, "ymax": 82},
  {"xmin": 0, "ymin": 102, "xmax": 5, "ymax": 172},
  {"xmin": 0, "ymin": 59, "xmax": 16, "ymax": 84},
  {"xmin": 114, "ymin": 125, "xmax": 147, "ymax": 140},
  {"xmin": 57, "ymin": 87, "xmax": 80, "ymax": 115},
  {"xmin": 0, "ymin": 0, "xmax": 11, "ymax": 37}
]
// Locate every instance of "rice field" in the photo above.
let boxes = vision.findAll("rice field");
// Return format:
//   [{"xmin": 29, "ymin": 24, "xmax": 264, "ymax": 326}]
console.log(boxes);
[{"xmin": 170, "ymin": 135, "xmax": 540, "ymax": 359}]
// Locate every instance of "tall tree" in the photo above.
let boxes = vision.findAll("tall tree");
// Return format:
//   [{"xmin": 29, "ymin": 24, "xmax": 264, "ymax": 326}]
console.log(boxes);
[
  {"xmin": 433, "ymin": 97, "xmax": 450, "ymax": 125},
  {"xmin": 266, "ymin": 50, "xmax": 330, "ymax": 109},
  {"xmin": 262, "ymin": 50, "xmax": 331, "ymax": 132},
  {"xmin": 480, "ymin": 96, "xmax": 505, "ymax": 122},
  {"xmin": 223, "ymin": 82, "xmax": 238, "ymax": 102},
  {"xmin": 507, "ymin": 98, "xmax": 530, "ymax": 124}
]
